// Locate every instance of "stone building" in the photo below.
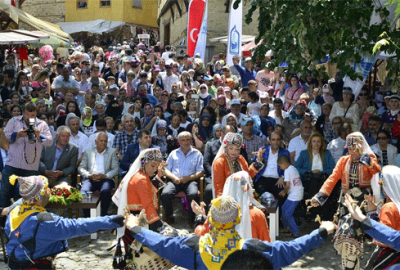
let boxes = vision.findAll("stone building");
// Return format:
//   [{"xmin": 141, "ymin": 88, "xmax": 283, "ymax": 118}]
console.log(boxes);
[
  {"xmin": 158, "ymin": 0, "xmax": 260, "ymax": 57},
  {"xmin": 20, "ymin": 0, "xmax": 66, "ymax": 24}
]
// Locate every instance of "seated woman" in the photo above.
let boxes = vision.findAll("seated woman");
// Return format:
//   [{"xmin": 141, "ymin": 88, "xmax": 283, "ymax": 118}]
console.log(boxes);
[
  {"xmin": 212, "ymin": 133, "xmax": 265, "ymax": 198},
  {"xmin": 186, "ymin": 122, "xmax": 205, "ymax": 153},
  {"xmin": 151, "ymin": 120, "xmax": 169, "ymax": 157},
  {"xmin": 294, "ymin": 132, "xmax": 335, "ymax": 219},
  {"xmin": 193, "ymin": 171, "xmax": 271, "ymax": 241},
  {"xmin": 371, "ymin": 129, "xmax": 398, "ymax": 166},
  {"xmin": 113, "ymin": 148, "xmax": 164, "ymax": 238}
]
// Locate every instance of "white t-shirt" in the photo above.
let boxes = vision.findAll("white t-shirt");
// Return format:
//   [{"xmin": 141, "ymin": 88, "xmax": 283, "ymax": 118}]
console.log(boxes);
[
  {"xmin": 311, "ymin": 153, "xmax": 323, "ymax": 171},
  {"xmin": 255, "ymin": 70, "xmax": 274, "ymax": 92},
  {"xmin": 262, "ymin": 150, "xmax": 279, "ymax": 178},
  {"xmin": 247, "ymin": 102, "xmax": 261, "ymax": 117},
  {"xmin": 284, "ymin": 165, "xmax": 304, "ymax": 201},
  {"xmin": 288, "ymin": 135, "xmax": 308, "ymax": 162}
]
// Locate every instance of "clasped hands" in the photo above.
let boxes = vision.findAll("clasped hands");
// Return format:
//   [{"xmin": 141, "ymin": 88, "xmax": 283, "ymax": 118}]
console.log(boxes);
[
  {"xmin": 44, "ymin": 170, "xmax": 64, "ymax": 181},
  {"xmin": 88, "ymin": 173, "xmax": 106, "ymax": 182}
]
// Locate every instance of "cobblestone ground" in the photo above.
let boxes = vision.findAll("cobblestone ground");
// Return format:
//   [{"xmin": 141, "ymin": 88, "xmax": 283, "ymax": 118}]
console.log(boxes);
[{"xmin": 0, "ymin": 202, "xmax": 377, "ymax": 269}]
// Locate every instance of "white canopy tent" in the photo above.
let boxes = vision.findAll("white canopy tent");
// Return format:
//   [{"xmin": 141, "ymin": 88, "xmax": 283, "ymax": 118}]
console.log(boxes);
[
  {"xmin": 57, "ymin": 19, "xmax": 125, "ymax": 35},
  {"xmin": 0, "ymin": 30, "xmax": 49, "ymax": 44}
]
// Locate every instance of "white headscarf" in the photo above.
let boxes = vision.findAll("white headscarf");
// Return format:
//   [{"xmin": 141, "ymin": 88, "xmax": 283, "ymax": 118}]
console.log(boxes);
[
  {"xmin": 112, "ymin": 148, "xmax": 161, "ymax": 238},
  {"xmin": 222, "ymin": 171, "xmax": 253, "ymax": 239},
  {"xmin": 347, "ymin": 131, "xmax": 382, "ymax": 203},
  {"xmin": 211, "ymin": 133, "xmax": 243, "ymax": 198},
  {"xmin": 381, "ymin": 165, "xmax": 400, "ymax": 214}
]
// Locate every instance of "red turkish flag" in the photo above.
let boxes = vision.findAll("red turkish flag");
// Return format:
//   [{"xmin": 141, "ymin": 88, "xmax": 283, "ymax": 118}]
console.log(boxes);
[
  {"xmin": 187, "ymin": 0, "xmax": 206, "ymax": 57},
  {"xmin": 11, "ymin": 0, "xmax": 16, "ymax": 7}
]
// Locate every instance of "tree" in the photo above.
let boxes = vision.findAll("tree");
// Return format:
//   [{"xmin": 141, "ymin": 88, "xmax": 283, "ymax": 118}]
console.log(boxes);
[{"xmin": 236, "ymin": 0, "xmax": 393, "ymax": 81}]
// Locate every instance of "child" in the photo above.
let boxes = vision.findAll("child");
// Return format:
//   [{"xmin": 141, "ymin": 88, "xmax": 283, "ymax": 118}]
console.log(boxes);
[
  {"xmin": 277, "ymin": 155, "xmax": 304, "ymax": 238},
  {"xmin": 246, "ymin": 91, "xmax": 261, "ymax": 117}
]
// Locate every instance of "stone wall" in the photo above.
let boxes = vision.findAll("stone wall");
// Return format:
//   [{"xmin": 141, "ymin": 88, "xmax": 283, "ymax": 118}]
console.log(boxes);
[
  {"xmin": 20, "ymin": 0, "xmax": 66, "ymax": 24},
  {"xmin": 158, "ymin": 0, "xmax": 260, "ymax": 54}
]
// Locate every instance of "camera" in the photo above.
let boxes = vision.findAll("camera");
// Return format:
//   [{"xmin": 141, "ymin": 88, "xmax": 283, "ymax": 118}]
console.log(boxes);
[{"xmin": 27, "ymin": 118, "xmax": 36, "ymax": 144}]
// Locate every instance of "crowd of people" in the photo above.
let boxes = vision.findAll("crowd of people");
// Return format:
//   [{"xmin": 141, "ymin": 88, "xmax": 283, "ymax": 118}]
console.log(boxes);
[{"xmin": 0, "ymin": 39, "xmax": 399, "ymax": 270}]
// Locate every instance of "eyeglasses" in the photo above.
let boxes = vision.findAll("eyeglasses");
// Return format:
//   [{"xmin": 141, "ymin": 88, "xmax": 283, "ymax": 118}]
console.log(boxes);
[{"xmin": 377, "ymin": 137, "xmax": 388, "ymax": 140}]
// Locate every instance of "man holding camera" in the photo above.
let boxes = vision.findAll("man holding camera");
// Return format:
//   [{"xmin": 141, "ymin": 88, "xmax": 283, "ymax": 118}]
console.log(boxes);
[{"xmin": 0, "ymin": 102, "xmax": 53, "ymax": 207}]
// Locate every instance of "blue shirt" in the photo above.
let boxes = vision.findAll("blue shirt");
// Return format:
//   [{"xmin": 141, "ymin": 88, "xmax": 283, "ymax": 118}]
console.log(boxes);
[
  {"xmin": 52, "ymin": 144, "xmax": 65, "ymax": 171},
  {"xmin": 166, "ymin": 147, "xmax": 203, "ymax": 177},
  {"xmin": 234, "ymin": 64, "xmax": 256, "ymax": 87}
]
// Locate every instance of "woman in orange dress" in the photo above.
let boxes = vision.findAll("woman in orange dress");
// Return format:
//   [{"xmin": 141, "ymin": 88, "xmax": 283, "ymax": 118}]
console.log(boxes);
[
  {"xmin": 212, "ymin": 133, "xmax": 265, "ymax": 198},
  {"xmin": 310, "ymin": 132, "xmax": 381, "ymax": 270}
]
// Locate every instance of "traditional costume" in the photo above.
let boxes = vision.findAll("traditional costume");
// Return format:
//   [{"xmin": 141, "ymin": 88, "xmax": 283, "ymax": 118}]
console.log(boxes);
[
  {"xmin": 212, "ymin": 133, "xmax": 263, "ymax": 198},
  {"xmin": 195, "ymin": 171, "xmax": 271, "ymax": 241},
  {"xmin": 367, "ymin": 165, "xmax": 400, "ymax": 269},
  {"xmin": 128, "ymin": 195, "xmax": 331, "ymax": 270},
  {"xmin": 312, "ymin": 132, "xmax": 381, "ymax": 270},
  {"xmin": 5, "ymin": 175, "xmax": 123, "ymax": 270}
]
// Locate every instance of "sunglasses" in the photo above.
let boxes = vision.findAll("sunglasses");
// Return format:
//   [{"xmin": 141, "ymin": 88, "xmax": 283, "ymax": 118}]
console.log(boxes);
[
  {"xmin": 332, "ymin": 122, "xmax": 342, "ymax": 125},
  {"xmin": 377, "ymin": 137, "xmax": 388, "ymax": 140}
]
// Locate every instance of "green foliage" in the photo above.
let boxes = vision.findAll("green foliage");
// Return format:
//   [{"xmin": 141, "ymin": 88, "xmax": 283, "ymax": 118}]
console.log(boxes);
[
  {"xmin": 49, "ymin": 186, "xmax": 82, "ymax": 206},
  {"xmin": 236, "ymin": 0, "xmax": 394, "ymax": 80}
]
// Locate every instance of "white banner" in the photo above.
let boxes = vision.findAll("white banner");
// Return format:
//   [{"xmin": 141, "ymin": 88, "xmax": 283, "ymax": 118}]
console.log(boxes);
[
  {"xmin": 194, "ymin": 0, "xmax": 208, "ymax": 62},
  {"xmin": 226, "ymin": 0, "xmax": 242, "ymax": 66}
]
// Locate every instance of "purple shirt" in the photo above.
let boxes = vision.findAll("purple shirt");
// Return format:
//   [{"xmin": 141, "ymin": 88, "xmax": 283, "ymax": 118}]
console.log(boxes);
[{"xmin": 4, "ymin": 116, "xmax": 53, "ymax": 171}]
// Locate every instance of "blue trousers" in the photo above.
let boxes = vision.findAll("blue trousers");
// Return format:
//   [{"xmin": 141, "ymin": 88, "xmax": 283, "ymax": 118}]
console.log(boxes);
[
  {"xmin": 282, "ymin": 199, "xmax": 300, "ymax": 235},
  {"xmin": 81, "ymin": 178, "xmax": 114, "ymax": 217},
  {"xmin": 0, "ymin": 166, "xmax": 38, "ymax": 207}
]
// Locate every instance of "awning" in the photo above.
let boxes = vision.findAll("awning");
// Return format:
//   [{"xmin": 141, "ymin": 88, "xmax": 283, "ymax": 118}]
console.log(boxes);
[
  {"xmin": 0, "ymin": 2, "xmax": 73, "ymax": 43},
  {"xmin": 209, "ymin": 35, "xmax": 255, "ymax": 44},
  {"xmin": 0, "ymin": 30, "xmax": 45, "ymax": 44},
  {"xmin": 242, "ymin": 39, "xmax": 264, "ymax": 56},
  {"xmin": 57, "ymin": 19, "xmax": 125, "ymax": 35}
]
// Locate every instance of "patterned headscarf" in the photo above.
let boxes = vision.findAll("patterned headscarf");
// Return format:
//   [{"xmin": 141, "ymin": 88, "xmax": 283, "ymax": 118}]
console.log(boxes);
[
  {"xmin": 142, "ymin": 148, "xmax": 163, "ymax": 165},
  {"xmin": 223, "ymin": 132, "xmax": 243, "ymax": 147}
]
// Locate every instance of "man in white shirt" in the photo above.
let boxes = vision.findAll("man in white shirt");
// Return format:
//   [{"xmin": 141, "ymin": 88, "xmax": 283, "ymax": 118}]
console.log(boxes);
[
  {"xmin": 160, "ymin": 63, "xmax": 179, "ymax": 93},
  {"xmin": 54, "ymin": 67, "xmax": 79, "ymax": 96},
  {"xmin": 269, "ymin": 98, "xmax": 288, "ymax": 126},
  {"xmin": 83, "ymin": 119, "xmax": 115, "ymax": 154},
  {"xmin": 288, "ymin": 120, "xmax": 312, "ymax": 164},
  {"xmin": 67, "ymin": 114, "xmax": 88, "ymax": 161},
  {"xmin": 78, "ymin": 131, "xmax": 119, "ymax": 217},
  {"xmin": 221, "ymin": 99, "xmax": 246, "ymax": 126},
  {"xmin": 161, "ymin": 45, "xmax": 172, "ymax": 62},
  {"xmin": 327, "ymin": 124, "xmax": 348, "ymax": 163}
]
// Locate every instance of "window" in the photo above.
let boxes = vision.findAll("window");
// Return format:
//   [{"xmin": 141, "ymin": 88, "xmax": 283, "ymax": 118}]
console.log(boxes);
[
  {"xmin": 100, "ymin": 0, "xmax": 111, "ymax": 7},
  {"xmin": 77, "ymin": 0, "xmax": 88, "ymax": 9},
  {"xmin": 132, "ymin": 0, "xmax": 142, "ymax": 8}
]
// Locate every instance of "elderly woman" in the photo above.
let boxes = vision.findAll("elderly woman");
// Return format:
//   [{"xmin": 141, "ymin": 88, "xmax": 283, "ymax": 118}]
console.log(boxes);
[
  {"xmin": 193, "ymin": 171, "xmax": 271, "ymax": 241},
  {"xmin": 330, "ymin": 87, "xmax": 360, "ymax": 128},
  {"xmin": 282, "ymin": 102, "xmax": 306, "ymax": 139},
  {"xmin": 284, "ymin": 75, "xmax": 304, "ymax": 111}
]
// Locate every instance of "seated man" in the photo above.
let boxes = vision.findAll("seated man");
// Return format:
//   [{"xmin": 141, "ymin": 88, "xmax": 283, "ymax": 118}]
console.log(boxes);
[
  {"xmin": 83, "ymin": 119, "xmax": 115, "ymax": 153},
  {"xmin": 203, "ymin": 125, "xmax": 247, "ymax": 208},
  {"xmin": 39, "ymin": 126, "xmax": 78, "ymax": 187},
  {"xmin": 113, "ymin": 114, "xmax": 139, "ymax": 161},
  {"xmin": 253, "ymin": 131, "xmax": 290, "ymax": 199},
  {"xmin": 78, "ymin": 131, "xmax": 119, "ymax": 216},
  {"xmin": 120, "ymin": 129, "xmax": 158, "ymax": 172},
  {"xmin": 161, "ymin": 131, "xmax": 204, "ymax": 225}
]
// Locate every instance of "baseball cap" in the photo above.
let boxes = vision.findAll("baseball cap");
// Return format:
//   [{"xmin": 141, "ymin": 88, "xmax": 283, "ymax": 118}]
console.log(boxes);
[
  {"xmin": 152, "ymin": 65, "xmax": 161, "ymax": 72},
  {"xmin": 241, "ymin": 117, "xmax": 254, "ymax": 126},
  {"xmin": 390, "ymin": 94, "xmax": 400, "ymax": 101},
  {"xmin": 245, "ymin": 57, "xmax": 252, "ymax": 62},
  {"xmin": 230, "ymin": 99, "xmax": 241, "ymax": 106}
]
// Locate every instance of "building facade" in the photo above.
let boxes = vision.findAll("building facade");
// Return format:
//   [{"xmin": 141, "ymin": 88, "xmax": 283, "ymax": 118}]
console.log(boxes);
[
  {"xmin": 20, "ymin": 0, "xmax": 66, "ymax": 24},
  {"xmin": 158, "ymin": 0, "xmax": 260, "ymax": 54}
]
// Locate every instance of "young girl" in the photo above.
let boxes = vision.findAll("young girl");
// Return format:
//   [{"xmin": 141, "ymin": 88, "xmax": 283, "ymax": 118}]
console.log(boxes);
[
  {"xmin": 14, "ymin": 72, "xmax": 32, "ymax": 98},
  {"xmin": 10, "ymin": 92, "xmax": 21, "ymax": 105},
  {"xmin": 247, "ymin": 91, "xmax": 261, "ymax": 117}
]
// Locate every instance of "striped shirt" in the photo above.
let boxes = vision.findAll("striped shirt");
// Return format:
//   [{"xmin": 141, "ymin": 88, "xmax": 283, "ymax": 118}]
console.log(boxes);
[
  {"xmin": 166, "ymin": 147, "xmax": 203, "ymax": 177},
  {"xmin": 4, "ymin": 116, "xmax": 53, "ymax": 171}
]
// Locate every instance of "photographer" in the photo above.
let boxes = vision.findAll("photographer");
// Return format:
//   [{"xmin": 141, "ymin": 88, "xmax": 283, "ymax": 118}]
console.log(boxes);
[{"xmin": 0, "ymin": 102, "xmax": 53, "ymax": 207}]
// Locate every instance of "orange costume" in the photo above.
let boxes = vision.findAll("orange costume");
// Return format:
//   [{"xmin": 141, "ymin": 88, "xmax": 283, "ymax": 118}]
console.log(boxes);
[
  {"xmin": 212, "ymin": 153, "xmax": 258, "ymax": 198},
  {"xmin": 318, "ymin": 154, "xmax": 381, "ymax": 199},
  {"xmin": 374, "ymin": 201, "xmax": 400, "ymax": 248},
  {"xmin": 127, "ymin": 170, "xmax": 160, "ymax": 225},
  {"xmin": 195, "ymin": 206, "xmax": 271, "ymax": 242}
]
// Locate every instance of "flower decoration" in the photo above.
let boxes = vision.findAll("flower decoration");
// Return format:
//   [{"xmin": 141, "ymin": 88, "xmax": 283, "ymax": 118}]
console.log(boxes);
[{"xmin": 49, "ymin": 183, "xmax": 82, "ymax": 205}]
